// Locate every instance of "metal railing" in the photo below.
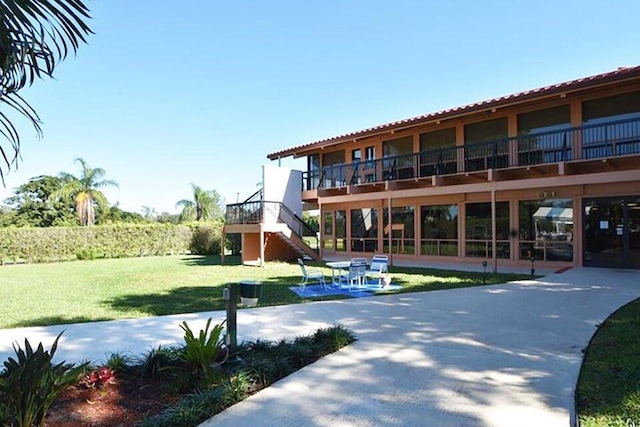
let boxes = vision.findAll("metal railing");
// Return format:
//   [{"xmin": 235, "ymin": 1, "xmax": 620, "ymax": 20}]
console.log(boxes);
[{"xmin": 302, "ymin": 117, "xmax": 640, "ymax": 190}]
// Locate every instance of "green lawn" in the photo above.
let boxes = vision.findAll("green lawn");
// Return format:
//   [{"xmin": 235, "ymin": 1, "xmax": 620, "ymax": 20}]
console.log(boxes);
[
  {"xmin": 0, "ymin": 255, "xmax": 532, "ymax": 329},
  {"xmin": 577, "ymin": 297, "xmax": 640, "ymax": 426}
]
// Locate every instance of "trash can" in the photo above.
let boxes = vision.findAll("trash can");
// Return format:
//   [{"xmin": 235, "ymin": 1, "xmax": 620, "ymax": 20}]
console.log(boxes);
[{"xmin": 239, "ymin": 281, "xmax": 262, "ymax": 307}]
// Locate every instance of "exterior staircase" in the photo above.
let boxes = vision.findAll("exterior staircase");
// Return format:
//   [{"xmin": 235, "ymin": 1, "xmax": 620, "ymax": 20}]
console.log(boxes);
[{"xmin": 224, "ymin": 190, "xmax": 319, "ymax": 262}]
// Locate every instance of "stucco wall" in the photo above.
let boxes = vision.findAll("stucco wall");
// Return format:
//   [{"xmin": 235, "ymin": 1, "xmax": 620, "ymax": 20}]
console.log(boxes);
[{"xmin": 262, "ymin": 165, "xmax": 303, "ymax": 225}]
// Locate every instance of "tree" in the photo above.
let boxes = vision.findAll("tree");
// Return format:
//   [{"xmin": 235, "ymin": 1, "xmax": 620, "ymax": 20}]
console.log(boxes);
[
  {"xmin": 102, "ymin": 203, "xmax": 147, "ymax": 224},
  {"xmin": 0, "ymin": 1, "xmax": 92, "ymax": 182},
  {"xmin": 50, "ymin": 158, "xmax": 118, "ymax": 226},
  {"xmin": 4, "ymin": 174, "xmax": 76, "ymax": 226},
  {"xmin": 176, "ymin": 184, "xmax": 224, "ymax": 222}
]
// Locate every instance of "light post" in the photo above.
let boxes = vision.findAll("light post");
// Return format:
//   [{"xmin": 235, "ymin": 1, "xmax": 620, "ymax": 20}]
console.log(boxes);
[
  {"xmin": 223, "ymin": 281, "xmax": 262, "ymax": 365},
  {"xmin": 530, "ymin": 255, "xmax": 536, "ymax": 277},
  {"xmin": 482, "ymin": 260, "xmax": 488, "ymax": 285}
]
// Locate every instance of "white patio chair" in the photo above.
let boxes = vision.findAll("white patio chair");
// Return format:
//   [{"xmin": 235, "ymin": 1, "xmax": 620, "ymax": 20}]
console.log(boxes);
[
  {"xmin": 366, "ymin": 255, "xmax": 389, "ymax": 287},
  {"xmin": 297, "ymin": 258, "xmax": 326, "ymax": 291},
  {"xmin": 348, "ymin": 261, "xmax": 367, "ymax": 292}
]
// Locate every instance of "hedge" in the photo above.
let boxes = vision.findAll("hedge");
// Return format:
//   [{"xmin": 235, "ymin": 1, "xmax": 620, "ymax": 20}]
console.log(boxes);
[{"xmin": 0, "ymin": 222, "xmax": 225, "ymax": 264}]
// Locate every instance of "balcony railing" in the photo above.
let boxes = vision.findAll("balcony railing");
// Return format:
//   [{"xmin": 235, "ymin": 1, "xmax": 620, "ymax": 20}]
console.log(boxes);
[{"xmin": 302, "ymin": 117, "xmax": 640, "ymax": 190}]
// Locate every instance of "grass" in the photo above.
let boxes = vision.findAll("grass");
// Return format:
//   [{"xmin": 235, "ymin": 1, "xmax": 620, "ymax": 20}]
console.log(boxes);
[
  {"xmin": 0, "ymin": 255, "xmax": 533, "ymax": 329},
  {"xmin": 577, "ymin": 297, "xmax": 640, "ymax": 427}
]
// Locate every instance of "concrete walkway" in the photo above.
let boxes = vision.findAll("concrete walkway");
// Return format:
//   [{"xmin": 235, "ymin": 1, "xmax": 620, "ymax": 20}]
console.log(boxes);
[{"xmin": 1, "ymin": 268, "xmax": 639, "ymax": 426}]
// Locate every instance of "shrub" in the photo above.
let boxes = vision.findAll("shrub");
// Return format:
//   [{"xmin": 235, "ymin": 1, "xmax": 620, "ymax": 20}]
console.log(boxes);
[
  {"xmin": 137, "ymin": 346, "xmax": 182, "ymax": 379},
  {"xmin": 0, "ymin": 224, "xmax": 193, "ymax": 264},
  {"xmin": 189, "ymin": 223, "xmax": 221, "ymax": 255},
  {"xmin": 0, "ymin": 332, "xmax": 88, "ymax": 427},
  {"xmin": 179, "ymin": 318, "xmax": 226, "ymax": 379}
]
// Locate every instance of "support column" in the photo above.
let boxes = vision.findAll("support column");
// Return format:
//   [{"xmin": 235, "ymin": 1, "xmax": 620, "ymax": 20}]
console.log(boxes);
[
  {"xmin": 259, "ymin": 224, "xmax": 265, "ymax": 267},
  {"xmin": 387, "ymin": 195, "xmax": 393, "ymax": 263},
  {"xmin": 491, "ymin": 184, "xmax": 498, "ymax": 273},
  {"xmin": 221, "ymin": 228, "xmax": 226, "ymax": 265}
]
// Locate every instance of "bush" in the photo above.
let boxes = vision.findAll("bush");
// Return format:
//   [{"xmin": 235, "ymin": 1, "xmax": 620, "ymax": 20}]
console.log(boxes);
[
  {"xmin": 0, "ymin": 224, "xmax": 193, "ymax": 264},
  {"xmin": 188, "ymin": 223, "xmax": 222, "ymax": 255},
  {"xmin": 0, "ymin": 332, "xmax": 88, "ymax": 427}
]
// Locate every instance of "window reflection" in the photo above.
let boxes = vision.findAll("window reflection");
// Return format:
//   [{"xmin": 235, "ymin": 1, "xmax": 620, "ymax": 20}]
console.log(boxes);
[{"xmin": 519, "ymin": 198, "xmax": 573, "ymax": 261}]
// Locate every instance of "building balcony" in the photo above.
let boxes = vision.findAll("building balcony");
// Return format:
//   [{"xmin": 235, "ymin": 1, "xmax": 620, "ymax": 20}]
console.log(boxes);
[{"xmin": 302, "ymin": 117, "xmax": 640, "ymax": 195}]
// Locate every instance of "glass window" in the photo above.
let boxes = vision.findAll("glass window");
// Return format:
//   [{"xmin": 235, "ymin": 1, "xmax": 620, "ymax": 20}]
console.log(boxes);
[
  {"xmin": 308, "ymin": 154, "xmax": 320, "ymax": 171},
  {"xmin": 517, "ymin": 105, "xmax": 572, "ymax": 165},
  {"xmin": 383, "ymin": 206, "xmax": 415, "ymax": 254},
  {"xmin": 465, "ymin": 202, "xmax": 510, "ymax": 258},
  {"xmin": 419, "ymin": 127, "xmax": 456, "ymax": 149},
  {"xmin": 519, "ymin": 198, "xmax": 573, "ymax": 262},
  {"xmin": 420, "ymin": 205, "xmax": 458, "ymax": 256},
  {"xmin": 351, "ymin": 208, "xmax": 378, "ymax": 252},
  {"xmin": 365, "ymin": 146, "xmax": 375, "ymax": 160},
  {"xmin": 320, "ymin": 150, "xmax": 346, "ymax": 188},
  {"xmin": 419, "ymin": 128, "xmax": 458, "ymax": 176},
  {"xmin": 518, "ymin": 105, "xmax": 571, "ymax": 135},
  {"xmin": 383, "ymin": 136, "xmax": 414, "ymax": 179},
  {"xmin": 581, "ymin": 92, "xmax": 640, "ymax": 158},
  {"xmin": 323, "ymin": 212, "xmax": 333, "ymax": 236},
  {"xmin": 335, "ymin": 210, "xmax": 346, "ymax": 252},
  {"xmin": 352, "ymin": 149, "xmax": 362, "ymax": 162},
  {"xmin": 583, "ymin": 91, "xmax": 640, "ymax": 124},
  {"xmin": 464, "ymin": 118, "xmax": 508, "ymax": 143},
  {"xmin": 322, "ymin": 150, "xmax": 345, "ymax": 166},
  {"xmin": 383, "ymin": 136, "xmax": 413, "ymax": 157},
  {"xmin": 306, "ymin": 154, "xmax": 320, "ymax": 190}
]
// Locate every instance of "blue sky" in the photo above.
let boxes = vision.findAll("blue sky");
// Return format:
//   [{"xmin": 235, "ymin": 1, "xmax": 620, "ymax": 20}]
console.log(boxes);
[{"xmin": 1, "ymin": 0, "xmax": 639, "ymax": 214}]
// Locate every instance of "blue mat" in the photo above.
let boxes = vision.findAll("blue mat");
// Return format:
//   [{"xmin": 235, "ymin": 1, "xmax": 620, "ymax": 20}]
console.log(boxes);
[{"xmin": 289, "ymin": 282, "xmax": 402, "ymax": 298}]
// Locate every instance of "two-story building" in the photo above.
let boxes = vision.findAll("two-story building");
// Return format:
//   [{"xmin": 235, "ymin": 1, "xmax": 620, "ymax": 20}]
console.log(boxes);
[{"xmin": 225, "ymin": 66, "xmax": 640, "ymax": 271}]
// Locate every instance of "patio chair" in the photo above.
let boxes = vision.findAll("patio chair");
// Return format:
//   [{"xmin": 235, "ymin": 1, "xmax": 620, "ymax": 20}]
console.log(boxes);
[
  {"xmin": 365, "ymin": 255, "xmax": 389, "ymax": 287},
  {"xmin": 347, "ymin": 261, "xmax": 367, "ymax": 292},
  {"xmin": 297, "ymin": 258, "xmax": 326, "ymax": 292},
  {"xmin": 350, "ymin": 257, "xmax": 368, "ymax": 265}
]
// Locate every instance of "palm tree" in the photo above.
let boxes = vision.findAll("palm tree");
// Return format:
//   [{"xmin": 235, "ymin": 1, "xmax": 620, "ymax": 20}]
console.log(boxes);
[
  {"xmin": 176, "ymin": 184, "xmax": 223, "ymax": 222},
  {"xmin": 0, "ymin": 1, "xmax": 92, "ymax": 182},
  {"xmin": 50, "ymin": 158, "xmax": 118, "ymax": 226}
]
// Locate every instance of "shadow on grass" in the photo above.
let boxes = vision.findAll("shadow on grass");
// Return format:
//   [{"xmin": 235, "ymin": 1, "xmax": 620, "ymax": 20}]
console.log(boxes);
[
  {"xmin": 104, "ymin": 267, "xmax": 530, "ymax": 318},
  {"xmin": 179, "ymin": 255, "xmax": 242, "ymax": 267},
  {"xmin": 108, "ymin": 286, "xmax": 227, "ymax": 316},
  {"xmin": 9, "ymin": 316, "xmax": 112, "ymax": 329},
  {"xmin": 105, "ymin": 275, "xmax": 352, "ymax": 317}
]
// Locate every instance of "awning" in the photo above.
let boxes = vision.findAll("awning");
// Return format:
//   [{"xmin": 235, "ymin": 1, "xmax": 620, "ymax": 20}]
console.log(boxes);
[{"xmin": 533, "ymin": 207, "xmax": 573, "ymax": 222}]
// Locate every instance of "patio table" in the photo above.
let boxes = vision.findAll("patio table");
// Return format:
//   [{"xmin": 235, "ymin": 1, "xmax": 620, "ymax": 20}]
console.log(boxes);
[{"xmin": 326, "ymin": 261, "xmax": 351, "ymax": 287}]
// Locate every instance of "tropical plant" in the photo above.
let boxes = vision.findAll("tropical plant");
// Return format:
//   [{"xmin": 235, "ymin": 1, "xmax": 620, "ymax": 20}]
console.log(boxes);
[
  {"xmin": 0, "ymin": 0, "xmax": 92, "ymax": 182},
  {"xmin": 0, "ymin": 331, "xmax": 87, "ymax": 427},
  {"xmin": 49, "ymin": 158, "xmax": 118, "ymax": 226},
  {"xmin": 137, "ymin": 345, "xmax": 182, "ymax": 379},
  {"xmin": 178, "ymin": 318, "xmax": 226, "ymax": 377},
  {"xmin": 176, "ymin": 184, "xmax": 224, "ymax": 222}
]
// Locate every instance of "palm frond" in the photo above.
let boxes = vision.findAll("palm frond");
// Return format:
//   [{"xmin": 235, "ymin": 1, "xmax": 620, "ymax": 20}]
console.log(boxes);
[{"xmin": 0, "ymin": 0, "xmax": 92, "ymax": 181}]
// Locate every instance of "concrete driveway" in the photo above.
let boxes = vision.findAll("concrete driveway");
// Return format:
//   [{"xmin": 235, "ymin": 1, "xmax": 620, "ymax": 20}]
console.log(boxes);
[{"xmin": 1, "ymin": 267, "xmax": 639, "ymax": 426}]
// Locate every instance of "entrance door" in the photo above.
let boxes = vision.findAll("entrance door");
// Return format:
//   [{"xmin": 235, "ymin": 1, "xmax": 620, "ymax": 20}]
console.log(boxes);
[{"xmin": 583, "ymin": 197, "xmax": 640, "ymax": 268}]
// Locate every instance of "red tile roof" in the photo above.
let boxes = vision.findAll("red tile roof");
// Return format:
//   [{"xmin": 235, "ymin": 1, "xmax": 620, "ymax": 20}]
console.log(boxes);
[{"xmin": 267, "ymin": 65, "xmax": 640, "ymax": 160}]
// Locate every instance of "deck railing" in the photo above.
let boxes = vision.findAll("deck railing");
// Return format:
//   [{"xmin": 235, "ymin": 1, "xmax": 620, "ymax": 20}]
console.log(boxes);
[{"xmin": 302, "ymin": 117, "xmax": 640, "ymax": 190}]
